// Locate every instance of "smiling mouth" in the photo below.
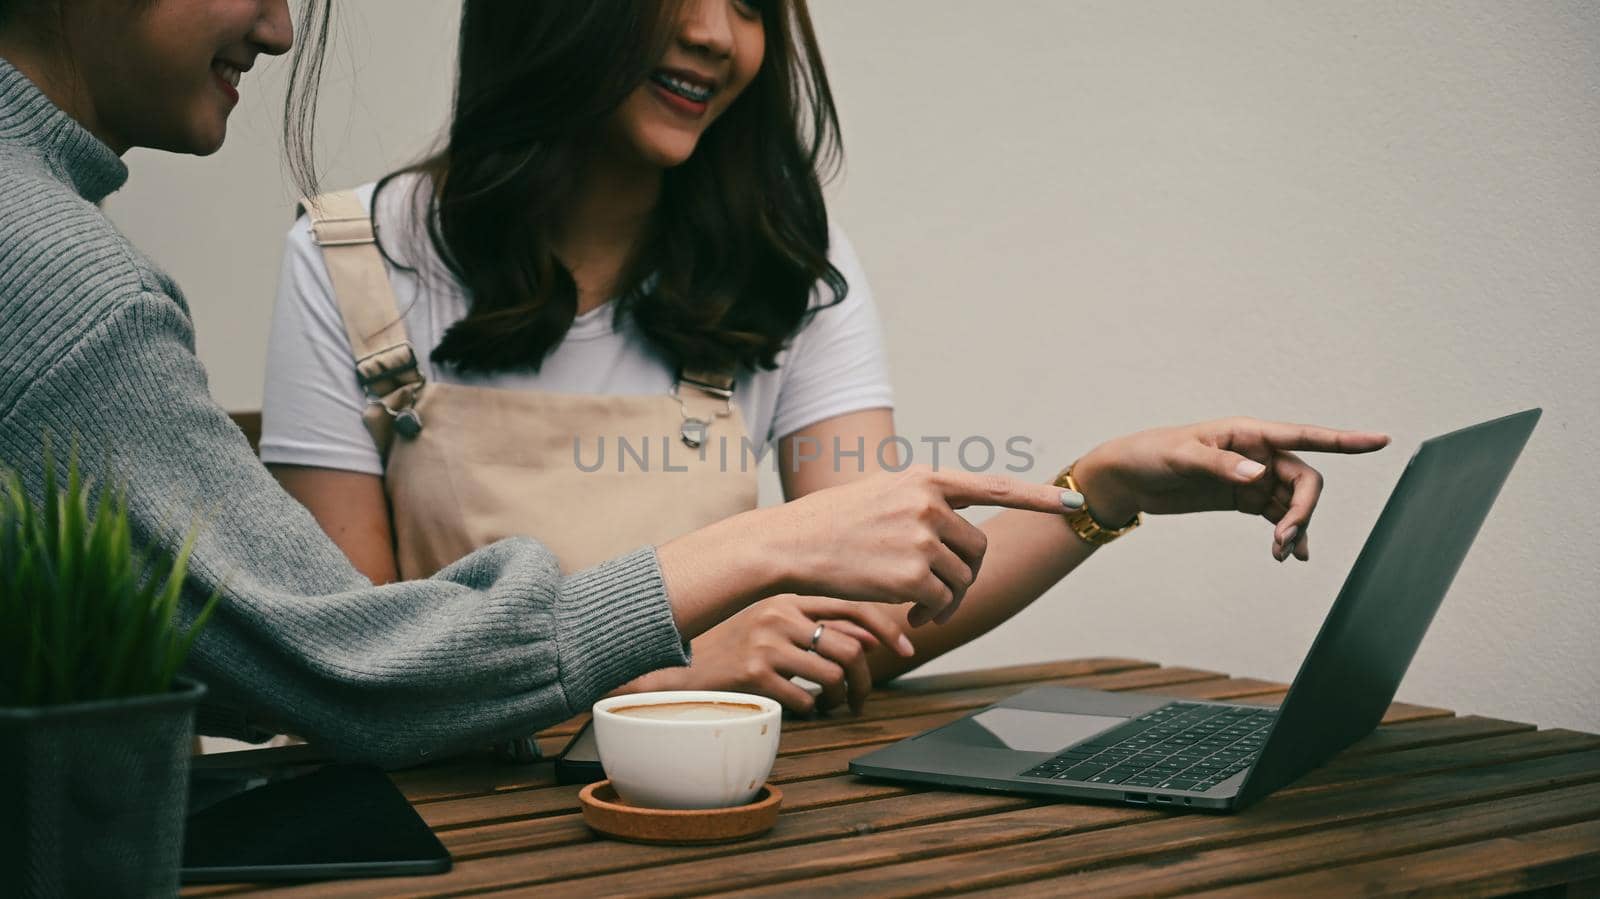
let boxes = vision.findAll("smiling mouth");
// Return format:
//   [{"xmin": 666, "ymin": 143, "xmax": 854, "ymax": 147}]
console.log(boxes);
[
  {"xmin": 650, "ymin": 70, "xmax": 716, "ymax": 104},
  {"xmin": 212, "ymin": 60, "xmax": 243, "ymax": 89}
]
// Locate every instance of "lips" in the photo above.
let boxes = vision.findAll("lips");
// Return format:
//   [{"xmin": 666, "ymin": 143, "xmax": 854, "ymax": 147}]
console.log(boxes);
[
  {"xmin": 650, "ymin": 68, "xmax": 717, "ymax": 104},
  {"xmin": 211, "ymin": 59, "xmax": 246, "ymax": 103},
  {"xmin": 647, "ymin": 68, "xmax": 720, "ymax": 120}
]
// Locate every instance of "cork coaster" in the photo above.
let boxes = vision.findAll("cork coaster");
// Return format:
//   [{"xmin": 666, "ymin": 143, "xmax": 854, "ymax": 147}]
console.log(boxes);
[{"xmin": 578, "ymin": 780, "xmax": 782, "ymax": 845}]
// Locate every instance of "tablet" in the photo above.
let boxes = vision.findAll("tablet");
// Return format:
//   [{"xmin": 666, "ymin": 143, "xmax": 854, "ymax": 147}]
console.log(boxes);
[{"xmin": 181, "ymin": 762, "xmax": 451, "ymax": 883}]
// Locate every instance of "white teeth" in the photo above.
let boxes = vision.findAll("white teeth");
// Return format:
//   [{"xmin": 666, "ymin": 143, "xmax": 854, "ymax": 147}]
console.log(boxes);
[
  {"xmin": 652, "ymin": 72, "xmax": 713, "ymax": 103},
  {"xmin": 215, "ymin": 62, "xmax": 241, "ymax": 88}
]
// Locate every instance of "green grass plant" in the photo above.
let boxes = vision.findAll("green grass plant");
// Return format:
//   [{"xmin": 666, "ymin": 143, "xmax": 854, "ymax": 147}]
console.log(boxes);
[{"xmin": 0, "ymin": 452, "xmax": 218, "ymax": 707}]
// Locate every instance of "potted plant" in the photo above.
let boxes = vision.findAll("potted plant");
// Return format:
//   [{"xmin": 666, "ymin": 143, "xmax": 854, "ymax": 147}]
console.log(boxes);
[{"xmin": 0, "ymin": 454, "xmax": 218, "ymax": 897}]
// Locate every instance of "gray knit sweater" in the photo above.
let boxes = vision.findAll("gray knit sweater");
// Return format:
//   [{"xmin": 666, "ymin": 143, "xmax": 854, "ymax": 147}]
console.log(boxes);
[{"xmin": 0, "ymin": 58, "xmax": 690, "ymax": 767}]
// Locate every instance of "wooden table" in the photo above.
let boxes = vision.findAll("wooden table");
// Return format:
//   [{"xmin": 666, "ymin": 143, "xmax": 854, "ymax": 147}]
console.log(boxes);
[{"xmin": 188, "ymin": 657, "xmax": 1600, "ymax": 897}]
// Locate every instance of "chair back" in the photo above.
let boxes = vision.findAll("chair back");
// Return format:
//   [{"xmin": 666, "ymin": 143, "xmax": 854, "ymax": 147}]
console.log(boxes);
[{"xmin": 229, "ymin": 411, "xmax": 262, "ymax": 457}]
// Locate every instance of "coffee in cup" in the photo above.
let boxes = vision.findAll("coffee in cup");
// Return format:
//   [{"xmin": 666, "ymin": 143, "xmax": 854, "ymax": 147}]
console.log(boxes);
[
  {"xmin": 609, "ymin": 700, "xmax": 764, "ymax": 721},
  {"xmin": 592, "ymin": 691, "xmax": 781, "ymax": 810}
]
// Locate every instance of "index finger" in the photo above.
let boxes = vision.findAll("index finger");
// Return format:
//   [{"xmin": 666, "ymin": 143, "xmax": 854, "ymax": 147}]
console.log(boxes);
[
  {"xmin": 931, "ymin": 471, "xmax": 1081, "ymax": 514},
  {"xmin": 1245, "ymin": 421, "xmax": 1391, "ymax": 455}
]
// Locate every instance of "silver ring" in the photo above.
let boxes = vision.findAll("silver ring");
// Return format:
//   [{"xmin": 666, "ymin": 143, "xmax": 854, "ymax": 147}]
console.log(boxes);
[{"xmin": 808, "ymin": 622, "xmax": 826, "ymax": 653}]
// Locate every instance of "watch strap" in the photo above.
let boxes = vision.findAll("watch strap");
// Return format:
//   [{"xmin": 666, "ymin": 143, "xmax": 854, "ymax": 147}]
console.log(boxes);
[{"xmin": 1055, "ymin": 465, "xmax": 1142, "ymax": 546}]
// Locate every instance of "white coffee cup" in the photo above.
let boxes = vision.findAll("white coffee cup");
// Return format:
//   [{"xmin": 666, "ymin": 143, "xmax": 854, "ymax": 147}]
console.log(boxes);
[{"xmin": 591, "ymin": 690, "xmax": 782, "ymax": 809}]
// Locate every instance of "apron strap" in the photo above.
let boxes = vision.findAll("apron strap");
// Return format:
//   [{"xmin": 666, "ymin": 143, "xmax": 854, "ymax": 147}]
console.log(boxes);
[
  {"xmin": 677, "ymin": 367, "xmax": 736, "ymax": 399},
  {"xmin": 298, "ymin": 190, "xmax": 423, "ymax": 459}
]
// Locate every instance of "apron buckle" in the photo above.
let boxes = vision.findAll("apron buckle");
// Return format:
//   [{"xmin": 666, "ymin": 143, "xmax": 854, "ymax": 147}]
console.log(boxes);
[
  {"xmin": 672, "ymin": 368, "xmax": 735, "ymax": 449},
  {"xmin": 392, "ymin": 407, "xmax": 424, "ymax": 439},
  {"xmin": 367, "ymin": 387, "xmax": 425, "ymax": 441},
  {"xmin": 680, "ymin": 417, "xmax": 710, "ymax": 449}
]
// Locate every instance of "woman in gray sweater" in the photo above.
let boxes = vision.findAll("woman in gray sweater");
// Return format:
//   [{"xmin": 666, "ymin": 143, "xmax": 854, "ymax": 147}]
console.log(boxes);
[{"xmin": 0, "ymin": 0, "xmax": 1384, "ymax": 766}]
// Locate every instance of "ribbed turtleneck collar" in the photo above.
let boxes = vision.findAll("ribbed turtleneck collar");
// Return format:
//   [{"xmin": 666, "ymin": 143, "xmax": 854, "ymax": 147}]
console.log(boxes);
[{"xmin": 0, "ymin": 55, "xmax": 127, "ymax": 203}]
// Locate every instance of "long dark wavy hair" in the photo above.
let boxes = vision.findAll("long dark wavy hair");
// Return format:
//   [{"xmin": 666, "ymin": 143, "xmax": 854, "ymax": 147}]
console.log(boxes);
[{"xmin": 375, "ymin": 0, "xmax": 846, "ymax": 376}]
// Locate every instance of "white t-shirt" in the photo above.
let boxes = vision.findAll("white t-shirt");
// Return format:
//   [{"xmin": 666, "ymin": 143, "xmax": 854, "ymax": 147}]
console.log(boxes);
[{"xmin": 260, "ymin": 176, "xmax": 894, "ymax": 476}]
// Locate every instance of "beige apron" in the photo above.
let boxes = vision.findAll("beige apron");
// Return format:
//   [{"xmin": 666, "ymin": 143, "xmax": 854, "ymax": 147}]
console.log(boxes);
[{"xmin": 300, "ymin": 190, "xmax": 759, "ymax": 578}]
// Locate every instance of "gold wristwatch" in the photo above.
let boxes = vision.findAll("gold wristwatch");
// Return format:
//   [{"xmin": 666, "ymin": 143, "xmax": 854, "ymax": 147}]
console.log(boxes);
[{"xmin": 1055, "ymin": 464, "xmax": 1141, "ymax": 546}]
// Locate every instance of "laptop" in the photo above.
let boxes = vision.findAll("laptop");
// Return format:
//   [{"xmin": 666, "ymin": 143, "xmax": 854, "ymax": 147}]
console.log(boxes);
[{"xmin": 850, "ymin": 409, "xmax": 1541, "ymax": 812}]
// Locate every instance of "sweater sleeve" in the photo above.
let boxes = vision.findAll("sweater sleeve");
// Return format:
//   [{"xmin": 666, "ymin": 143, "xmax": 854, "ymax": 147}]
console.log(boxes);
[{"xmin": 0, "ymin": 289, "xmax": 689, "ymax": 768}]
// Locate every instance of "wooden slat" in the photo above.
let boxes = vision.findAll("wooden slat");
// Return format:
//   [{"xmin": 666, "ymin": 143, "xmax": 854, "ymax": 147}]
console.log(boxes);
[
  {"xmin": 1130, "ymin": 677, "xmax": 1287, "ymax": 700},
  {"xmin": 416, "ymin": 769, "xmax": 914, "ymax": 832},
  {"xmin": 627, "ymin": 748, "xmax": 1600, "ymax": 898},
  {"xmin": 1367, "ymin": 700, "xmax": 1456, "ymax": 724},
  {"xmin": 1230, "ymin": 689, "xmax": 1455, "ymax": 725},
  {"xmin": 442, "ymin": 792, "xmax": 1043, "ymax": 893},
  {"xmin": 1340, "ymin": 714, "xmax": 1533, "ymax": 755},
  {"xmin": 1188, "ymin": 819, "xmax": 1600, "ymax": 899},
  {"xmin": 964, "ymin": 782, "xmax": 1600, "ymax": 898},
  {"xmin": 1291, "ymin": 729, "xmax": 1600, "ymax": 794},
  {"xmin": 873, "ymin": 658, "xmax": 1153, "ymax": 694},
  {"xmin": 392, "ymin": 752, "xmax": 560, "ymax": 804}
]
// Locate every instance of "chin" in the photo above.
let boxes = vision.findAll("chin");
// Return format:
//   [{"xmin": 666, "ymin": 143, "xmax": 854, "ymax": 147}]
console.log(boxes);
[
  {"xmin": 647, "ymin": 148, "xmax": 695, "ymax": 168},
  {"xmin": 176, "ymin": 99, "xmax": 232, "ymax": 155},
  {"xmin": 189, "ymin": 113, "xmax": 230, "ymax": 156},
  {"xmin": 190, "ymin": 131, "xmax": 227, "ymax": 156},
  {"xmin": 628, "ymin": 130, "xmax": 701, "ymax": 169},
  {"xmin": 148, "ymin": 120, "xmax": 227, "ymax": 156}
]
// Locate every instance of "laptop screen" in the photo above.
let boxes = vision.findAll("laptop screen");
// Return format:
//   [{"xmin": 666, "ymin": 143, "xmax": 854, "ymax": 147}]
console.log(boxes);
[{"xmin": 1240, "ymin": 409, "xmax": 1540, "ymax": 805}]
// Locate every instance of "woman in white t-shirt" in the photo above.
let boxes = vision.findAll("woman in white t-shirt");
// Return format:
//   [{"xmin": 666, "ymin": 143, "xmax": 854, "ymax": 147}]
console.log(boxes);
[{"xmin": 263, "ymin": 0, "xmax": 1387, "ymax": 716}]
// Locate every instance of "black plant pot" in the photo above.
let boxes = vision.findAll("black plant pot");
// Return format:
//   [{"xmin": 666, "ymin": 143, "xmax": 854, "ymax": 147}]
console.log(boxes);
[{"xmin": 0, "ymin": 677, "xmax": 207, "ymax": 898}]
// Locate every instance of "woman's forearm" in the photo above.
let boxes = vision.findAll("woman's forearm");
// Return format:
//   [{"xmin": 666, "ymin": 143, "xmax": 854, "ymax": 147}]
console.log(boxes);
[
  {"xmin": 867, "ymin": 507, "xmax": 1097, "ymax": 681},
  {"xmin": 656, "ymin": 506, "xmax": 797, "ymax": 638},
  {"xmin": 267, "ymin": 464, "xmax": 401, "ymax": 584}
]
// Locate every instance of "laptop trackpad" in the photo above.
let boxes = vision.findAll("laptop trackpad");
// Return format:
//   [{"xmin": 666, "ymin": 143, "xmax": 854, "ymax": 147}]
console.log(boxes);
[{"xmin": 930, "ymin": 708, "xmax": 1129, "ymax": 753}]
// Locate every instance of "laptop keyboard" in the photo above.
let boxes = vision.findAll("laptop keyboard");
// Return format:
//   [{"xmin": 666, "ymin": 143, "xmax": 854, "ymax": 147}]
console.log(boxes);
[{"xmin": 1019, "ymin": 701, "xmax": 1277, "ymax": 792}]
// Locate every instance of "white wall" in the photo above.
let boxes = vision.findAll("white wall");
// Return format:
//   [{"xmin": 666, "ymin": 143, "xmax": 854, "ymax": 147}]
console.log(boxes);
[{"xmin": 106, "ymin": 1, "xmax": 1599, "ymax": 732}]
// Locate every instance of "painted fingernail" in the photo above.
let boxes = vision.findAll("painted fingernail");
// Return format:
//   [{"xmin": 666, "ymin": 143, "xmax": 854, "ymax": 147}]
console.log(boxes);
[
  {"xmin": 897, "ymin": 634, "xmax": 915, "ymax": 656},
  {"xmin": 1236, "ymin": 459, "xmax": 1267, "ymax": 480},
  {"xmin": 1060, "ymin": 490, "xmax": 1085, "ymax": 509}
]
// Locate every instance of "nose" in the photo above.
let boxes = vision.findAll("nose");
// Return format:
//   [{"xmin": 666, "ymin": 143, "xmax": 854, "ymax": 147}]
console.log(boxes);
[
  {"xmin": 252, "ymin": 0, "xmax": 295, "ymax": 57},
  {"xmin": 677, "ymin": 0, "xmax": 734, "ymax": 60}
]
